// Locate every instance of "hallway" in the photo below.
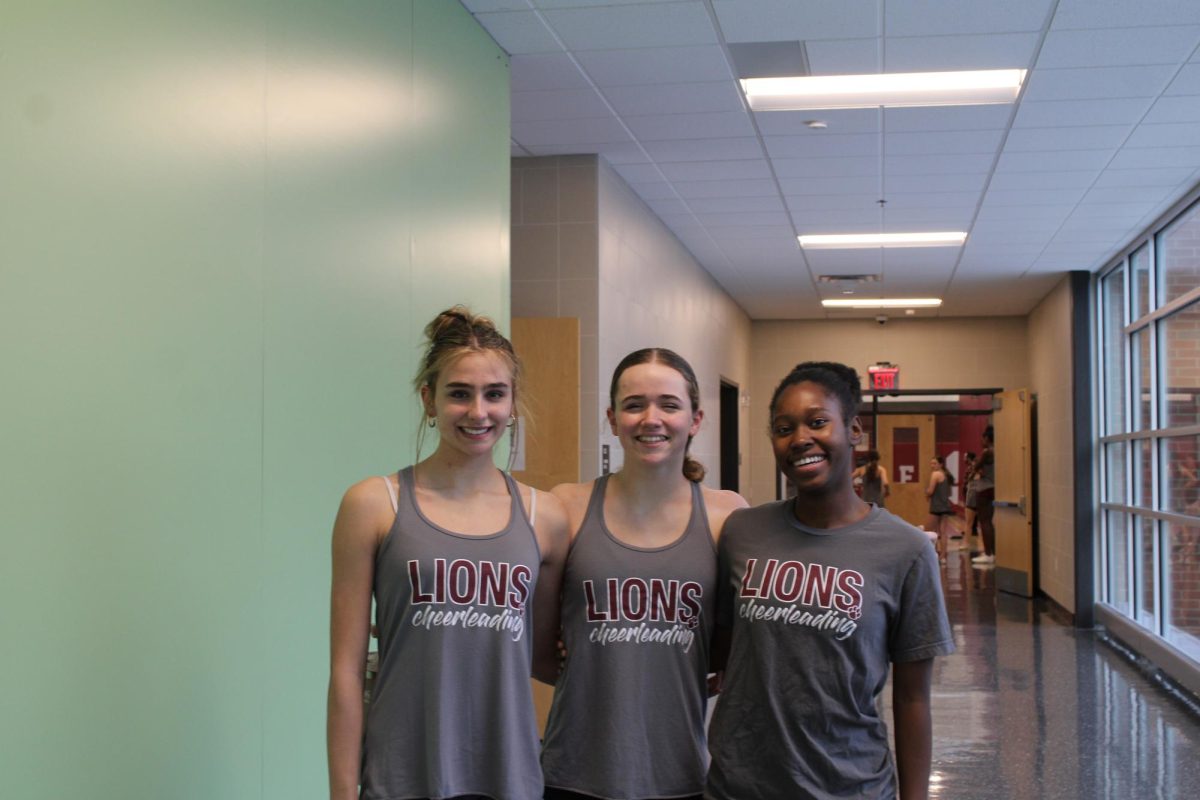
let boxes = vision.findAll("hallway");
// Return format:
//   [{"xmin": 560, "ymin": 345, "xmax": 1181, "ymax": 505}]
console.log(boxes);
[{"xmin": 913, "ymin": 549, "xmax": 1200, "ymax": 798}]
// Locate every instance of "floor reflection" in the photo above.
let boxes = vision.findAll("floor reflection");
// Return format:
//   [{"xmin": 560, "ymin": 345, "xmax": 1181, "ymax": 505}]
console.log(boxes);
[{"xmin": 886, "ymin": 541, "xmax": 1200, "ymax": 799}]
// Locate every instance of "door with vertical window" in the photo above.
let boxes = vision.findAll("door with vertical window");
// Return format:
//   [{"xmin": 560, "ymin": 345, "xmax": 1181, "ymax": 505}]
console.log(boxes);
[{"xmin": 877, "ymin": 414, "xmax": 936, "ymax": 529}]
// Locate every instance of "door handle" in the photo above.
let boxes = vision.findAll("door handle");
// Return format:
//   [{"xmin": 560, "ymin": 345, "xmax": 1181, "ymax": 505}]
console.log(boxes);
[{"xmin": 993, "ymin": 497, "xmax": 1027, "ymax": 515}]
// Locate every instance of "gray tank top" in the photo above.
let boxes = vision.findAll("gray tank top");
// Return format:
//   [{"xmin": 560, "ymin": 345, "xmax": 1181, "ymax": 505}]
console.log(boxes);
[
  {"xmin": 929, "ymin": 475, "xmax": 952, "ymax": 514},
  {"xmin": 360, "ymin": 466, "xmax": 543, "ymax": 800},
  {"xmin": 541, "ymin": 475, "xmax": 716, "ymax": 799},
  {"xmin": 861, "ymin": 468, "xmax": 885, "ymax": 507}
]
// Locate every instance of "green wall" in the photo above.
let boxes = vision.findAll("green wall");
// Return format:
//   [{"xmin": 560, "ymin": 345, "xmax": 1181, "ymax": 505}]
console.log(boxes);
[{"xmin": 0, "ymin": 2, "xmax": 510, "ymax": 797}]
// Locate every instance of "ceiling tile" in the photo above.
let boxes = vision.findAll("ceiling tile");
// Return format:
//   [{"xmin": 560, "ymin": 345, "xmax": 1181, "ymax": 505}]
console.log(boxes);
[
  {"xmin": 886, "ymin": 130, "xmax": 1005, "ymax": 155},
  {"xmin": 575, "ymin": 45, "xmax": 733, "ymax": 86},
  {"xmin": 883, "ymin": 209, "xmax": 976, "ymax": 227},
  {"xmin": 542, "ymin": 3, "xmax": 717, "ymax": 50},
  {"xmin": 671, "ymin": 178, "xmax": 779, "ymax": 198},
  {"xmin": 1081, "ymin": 185, "xmax": 1178, "ymax": 204},
  {"xmin": 1013, "ymin": 98, "xmax": 1152, "ymax": 128},
  {"xmin": 988, "ymin": 170, "xmax": 1099, "ymax": 190},
  {"xmin": 791, "ymin": 208, "xmax": 882, "ymax": 230},
  {"xmin": 995, "ymin": 148, "xmax": 1115, "ymax": 171},
  {"xmin": 658, "ymin": 159, "xmax": 773, "ymax": 181},
  {"xmin": 627, "ymin": 180, "xmax": 680, "ymax": 200},
  {"xmin": 1052, "ymin": 0, "xmax": 1200, "ymax": 30},
  {"xmin": 510, "ymin": 53, "xmax": 593, "ymax": 91},
  {"xmin": 883, "ymin": 191, "xmax": 981, "ymax": 208},
  {"xmin": 765, "ymin": 134, "xmax": 880, "ymax": 158},
  {"xmin": 1069, "ymin": 201, "xmax": 1158, "ymax": 218},
  {"xmin": 1003, "ymin": 124, "xmax": 1131, "ymax": 151},
  {"xmin": 975, "ymin": 203, "xmax": 1076, "ymax": 220},
  {"xmin": 711, "ymin": 0, "xmax": 880, "ymax": 43},
  {"xmin": 625, "ymin": 111, "xmax": 755, "ymax": 140},
  {"xmin": 1143, "ymin": 95, "xmax": 1200, "ymax": 124},
  {"xmin": 463, "ymin": 0, "xmax": 529, "ymax": 11},
  {"xmin": 605, "ymin": 81, "xmax": 744, "ymax": 115},
  {"xmin": 983, "ymin": 187, "xmax": 1088, "ymax": 205},
  {"xmin": 774, "ymin": 156, "xmax": 879, "ymax": 178},
  {"xmin": 885, "ymin": 173, "xmax": 989, "ymax": 193},
  {"xmin": 691, "ymin": 211, "xmax": 792, "ymax": 227},
  {"xmin": 886, "ymin": 0, "xmax": 1053, "ymax": 36},
  {"xmin": 1037, "ymin": 26, "xmax": 1200, "ymax": 69},
  {"xmin": 612, "ymin": 162, "xmax": 667, "ymax": 183},
  {"xmin": 1092, "ymin": 167, "xmax": 1196, "ymax": 188},
  {"xmin": 473, "ymin": 11, "xmax": 562, "ymax": 54},
  {"xmin": 1165, "ymin": 63, "xmax": 1200, "ymax": 95},
  {"xmin": 1022, "ymin": 65, "xmax": 1178, "ymax": 100},
  {"xmin": 684, "ymin": 195, "xmax": 786, "ymax": 214},
  {"xmin": 641, "ymin": 137, "xmax": 762, "ymax": 162},
  {"xmin": 885, "ymin": 32, "xmax": 1040, "ymax": 71},
  {"xmin": 779, "ymin": 176, "xmax": 880, "ymax": 196},
  {"xmin": 754, "ymin": 108, "xmax": 882, "ymax": 136},
  {"xmin": 1107, "ymin": 146, "xmax": 1200, "ymax": 169},
  {"xmin": 804, "ymin": 38, "xmax": 881, "ymax": 75},
  {"xmin": 512, "ymin": 88, "xmax": 612, "ymax": 121},
  {"xmin": 512, "ymin": 117, "xmax": 630, "ymax": 145},
  {"xmin": 884, "ymin": 153, "xmax": 997, "ymax": 175},
  {"xmin": 1126, "ymin": 121, "xmax": 1200, "ymax": 148},
  {"xmin": 884, "ymin": 105, "xmax": 1013, "ymax": 132},
  {"xmin": 972, "ymin": 216, "xmax": 1067, "ymax": 234},
  {"xmin": 787, "ymin": 193, "xmax": 880, "ymax": 211}
]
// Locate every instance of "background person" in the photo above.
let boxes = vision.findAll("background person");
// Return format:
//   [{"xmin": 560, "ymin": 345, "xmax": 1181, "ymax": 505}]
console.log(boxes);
[{"xmin": 854, "ymin": 449, "xmax": 890, "ymax": 509}]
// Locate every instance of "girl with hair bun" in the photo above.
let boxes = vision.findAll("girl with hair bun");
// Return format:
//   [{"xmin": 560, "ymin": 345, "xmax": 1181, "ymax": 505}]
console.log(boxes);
[
  {"xmin": 708, "ymin": 361, "xmax": 954, "ymax": 800},
  {"xmin": 327, "ymin": 306, "xmax": 569, "ymax": 800},
  {"xmin": 540, "ymin": 348, "xmax": 747, "ymax": 800}
]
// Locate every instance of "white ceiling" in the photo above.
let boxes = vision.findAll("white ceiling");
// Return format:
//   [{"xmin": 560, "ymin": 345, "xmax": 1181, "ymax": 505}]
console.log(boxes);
[{"xmin": 464, "ymin": 0, "xmax": 1200, "ymax": 318}]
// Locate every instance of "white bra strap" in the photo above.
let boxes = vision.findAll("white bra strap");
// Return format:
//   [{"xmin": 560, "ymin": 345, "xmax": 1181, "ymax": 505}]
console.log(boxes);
[
  {"xmin": 529, "ymin": 487, "xmax": 538, "ymax": 527},
  {"xmin": 381, "ymin": 475, "xmax": 398, "ymax": 515}
]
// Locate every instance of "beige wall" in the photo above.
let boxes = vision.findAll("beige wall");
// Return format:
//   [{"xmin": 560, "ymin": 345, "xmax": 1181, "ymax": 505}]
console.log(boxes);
[
  {"xmin": 512, "ymin": 155, "xmax": 753, "ymax": 490},
  {"xmin": 511, "ymin": 155, "xmax": 601, "ymax": 480},
  {"xmin": 747, "ymin": 317, "xmax": 1031, "ymax": 505},
  {"xmin": 1028, "ymin": 277, "xmax": 1076, "ymax": 611},
  {"xmin": 596, "ymin": 160, "xmax": 753, "ymax": 489}
]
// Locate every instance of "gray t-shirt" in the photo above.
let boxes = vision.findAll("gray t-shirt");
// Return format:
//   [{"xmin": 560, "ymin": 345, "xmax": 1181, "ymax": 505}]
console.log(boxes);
[{"xmin": 707, "ymin": 502, "xmax": 954, "ymax": 800}]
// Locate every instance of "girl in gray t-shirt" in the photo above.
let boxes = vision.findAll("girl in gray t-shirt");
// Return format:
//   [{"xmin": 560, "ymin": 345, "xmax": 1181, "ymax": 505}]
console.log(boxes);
[{"xmin": 708, "ymin": 361, "xmax": 954, "ymax": 800}]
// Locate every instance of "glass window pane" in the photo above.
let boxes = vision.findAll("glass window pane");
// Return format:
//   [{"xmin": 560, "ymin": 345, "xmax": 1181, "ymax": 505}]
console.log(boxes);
[
  {"xmin": 1134, "ymin": 439, "xmax": 1154, "ymax": 509},
  {"xmin": 1102, "ymin": 267, "xmax": 1127, "ymax": 435},
  {"xmin": 1136, "ymin": 516, "xmax": 1158, "ymax": 629},
  {"xmin": 1131, "ymin": 244, "xmax": 1152, "ymax": 319},
  {"xmin": 1132, "ymin": 327, "xmax": 1153, "ymax": 431},
  {"xmin": 1105, "ymin": 442, "xmax": 1127, "ymax": 505},
  {"xmin": 1159, "ymin": 300, "xmax": 1200, "ymax": 430},
  {"xmin": 1162, "ymin": 435, "xmax": 1200, "ymax": 515},
  {"xmin": 1158, "ymin": 201, "xmax": 1200, "ymax": 308},
  {"xmin": 1165, "ymin": 519, "xmax": 1200, "ymax": 660},
  {"xmin": 1107, "ymin": 510, "xmax": 1131, "ymax": 615}
]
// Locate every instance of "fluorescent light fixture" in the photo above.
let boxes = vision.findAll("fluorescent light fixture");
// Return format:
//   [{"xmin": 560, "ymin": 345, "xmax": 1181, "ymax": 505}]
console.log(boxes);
[
  {"xmin": 742, "ymin": 69, "xmax": 1026, "ymax": 111},
  {"xmin": 799, "ymin": 232, "xmax": 967, "ymax": 249},
  {"xmin": 822, "ymin": 298, "xmax": 943, "ymax": 309}
]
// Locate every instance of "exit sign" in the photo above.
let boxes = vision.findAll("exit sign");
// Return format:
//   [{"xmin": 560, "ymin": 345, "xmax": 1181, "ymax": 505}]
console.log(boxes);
[{"xmin": 868, "ymin": 363, "xmax": 900, "ymax": 391}]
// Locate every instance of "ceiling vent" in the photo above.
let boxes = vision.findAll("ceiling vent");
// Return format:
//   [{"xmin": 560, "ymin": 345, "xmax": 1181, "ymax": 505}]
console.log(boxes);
[
  {"xmin": 727, "ymin": 41, "xmax": 810, "ymax": 80},
  {"xmin": 818, "ymin": 274, "xmax": 880, "ymax": 284}
]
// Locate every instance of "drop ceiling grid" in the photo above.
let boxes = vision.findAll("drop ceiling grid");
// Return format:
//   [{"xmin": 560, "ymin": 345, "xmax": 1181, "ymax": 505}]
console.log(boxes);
[{"xmin": 475, "ymin": 0, "xmax": 1200, "ymax": 317}]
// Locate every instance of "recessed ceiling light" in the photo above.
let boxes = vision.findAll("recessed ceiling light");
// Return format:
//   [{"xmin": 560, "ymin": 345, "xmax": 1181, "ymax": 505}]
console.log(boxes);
[
  {"xmin": 822, "ymin": 298, "xmax": 943, "ymax": 309},
  {"xmin": 742, "ymin": 69, "xmax": 1026, "ymax": 111},
  {"xmin": 799, "ymin": 232, "xmax": 966, "ymax": 249}
]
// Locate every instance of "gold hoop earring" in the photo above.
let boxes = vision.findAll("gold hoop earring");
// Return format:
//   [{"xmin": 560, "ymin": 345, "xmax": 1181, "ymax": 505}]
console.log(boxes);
[
  {"xmin": 427, "ymin": 416, "xmax": 436, "ymax": 428},
  {"xmin": 506, "ymin": 414, "xmax": 516, "ymax": 429}
]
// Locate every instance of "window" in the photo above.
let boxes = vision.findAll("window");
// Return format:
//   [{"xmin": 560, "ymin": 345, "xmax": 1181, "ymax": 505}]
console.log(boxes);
[{"xmin": 1097, "ymin": 197, "xmax": 1200, "ymax": 663}]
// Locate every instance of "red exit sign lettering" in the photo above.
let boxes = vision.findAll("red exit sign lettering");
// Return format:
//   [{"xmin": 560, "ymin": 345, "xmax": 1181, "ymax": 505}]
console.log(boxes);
[{"xmin": 868, "ymin": 363, "xmax": 899, "ymax": 391}]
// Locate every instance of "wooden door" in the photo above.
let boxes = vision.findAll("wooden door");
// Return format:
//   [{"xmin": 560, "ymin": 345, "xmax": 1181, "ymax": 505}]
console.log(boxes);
[
  {"xmin": 994, "ymin": 388, "xmax": 1034, "ymax": 597},
  {"xmin": 510, "ymin": 317, "xmax": 580, "ymax": 734},
  {"xmin": 876, "ymin": 414, "xmax": 936, "ymax": 529}
]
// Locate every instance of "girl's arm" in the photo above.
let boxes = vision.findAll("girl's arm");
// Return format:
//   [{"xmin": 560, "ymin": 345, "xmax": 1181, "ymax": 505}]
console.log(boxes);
[
  {"xmin": 327, "ymin": 481, "xmax": 388, "ymax": 800},
  {"xmin": 529, "ymin": 489, "xmax": 571, "ymax": 685},
  {"xmin": 925, "ymin": 472, "xmax": 939, "ymax": 498},
  {"xmin": 892, "ymin": 658, "xmax": 934, "ymax": 800},
  {"xmin": 881, "ymin": 469, "xmax": 891, "ymax": 496}
]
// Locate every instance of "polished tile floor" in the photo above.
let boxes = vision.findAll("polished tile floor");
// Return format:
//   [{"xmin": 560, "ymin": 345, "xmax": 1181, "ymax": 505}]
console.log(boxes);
[{"xmin": 900, "ymin": 542, "xmax": 1200, "ymax": 799}]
